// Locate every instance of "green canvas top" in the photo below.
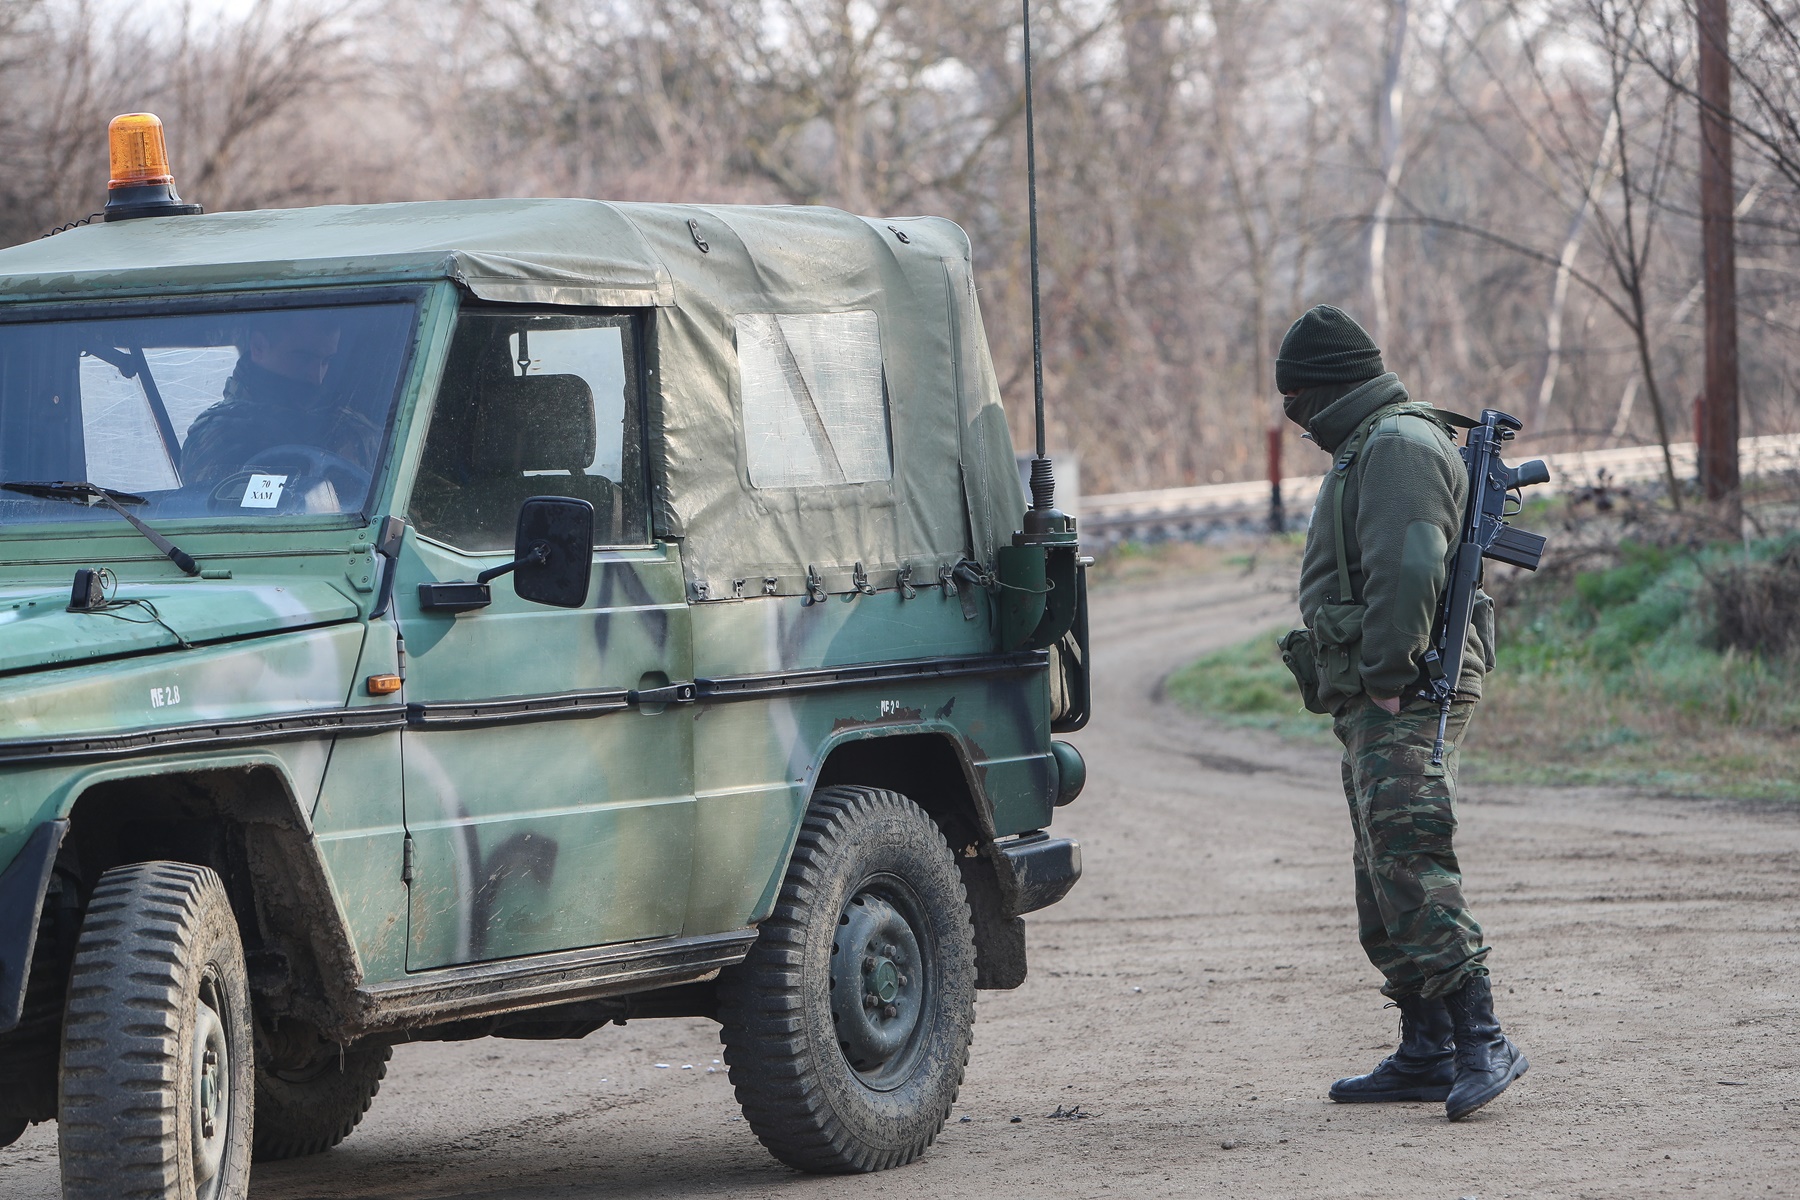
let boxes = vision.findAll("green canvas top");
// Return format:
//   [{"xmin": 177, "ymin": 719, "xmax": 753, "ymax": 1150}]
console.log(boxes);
[
  {"xmin": 0, "ymin": 199, "xmax": 675, "ymax": 306},
  {"xmin": 0, "ymin": 198, "xmax": 1026, "ymax": 597}
]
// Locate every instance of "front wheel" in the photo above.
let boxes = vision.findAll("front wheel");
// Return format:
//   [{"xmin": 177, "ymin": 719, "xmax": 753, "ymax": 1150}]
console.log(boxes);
[
  {"xmin": 58, "ymin": 862, "xmax": 254, "ymax": 1200},
  {"xmin": 717, "ymin": 786, "xmax": 976, "ymax": 1174}
]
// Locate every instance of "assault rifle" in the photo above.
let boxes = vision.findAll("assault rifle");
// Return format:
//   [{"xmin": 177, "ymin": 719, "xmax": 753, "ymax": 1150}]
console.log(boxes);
[{"xmin": 1422, "ymin": 409, "xmax": 1552, "ymax": 765}]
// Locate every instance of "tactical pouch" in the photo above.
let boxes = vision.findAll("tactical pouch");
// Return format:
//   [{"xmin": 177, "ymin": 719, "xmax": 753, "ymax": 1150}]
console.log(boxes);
[
  {"xmin": 1278, "ymin": 628, "xmax": 1329, "ymax": 715},
  {"xmin": 1310, "ymin": 601, "xmax": 1367, "ymax": 704}
]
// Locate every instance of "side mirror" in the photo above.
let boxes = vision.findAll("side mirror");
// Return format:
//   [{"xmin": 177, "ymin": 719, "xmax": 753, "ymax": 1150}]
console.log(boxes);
[
  {"xmin": 500, "ymin": 496, "xmax": 593, "ymax": 608},
  {"xmin": 416, "ymin": 497, "xmax": 592, "ymax": 614}
]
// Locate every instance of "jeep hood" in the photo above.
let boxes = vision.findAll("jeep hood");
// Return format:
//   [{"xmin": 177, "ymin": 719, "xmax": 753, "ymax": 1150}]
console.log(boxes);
[{"xmin": 0, "ymin": 580, "xmax": 361, "ymax": 676}]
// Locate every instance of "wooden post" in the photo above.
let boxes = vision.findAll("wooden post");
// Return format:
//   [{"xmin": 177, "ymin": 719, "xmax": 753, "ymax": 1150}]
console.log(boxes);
[
  {"xmin": 1698, "ymin": 0, "xmax": 1741, "ymax": 528},
  {"xmin": 1267, "ymin": 424, "xmax": 1284, "ymax": 535}
]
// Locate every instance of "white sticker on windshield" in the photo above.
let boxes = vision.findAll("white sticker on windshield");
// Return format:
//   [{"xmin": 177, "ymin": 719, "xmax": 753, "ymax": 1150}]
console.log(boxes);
[{"xmin": 241, "ymin": 474, "xmax": 287, "ymax": 508}]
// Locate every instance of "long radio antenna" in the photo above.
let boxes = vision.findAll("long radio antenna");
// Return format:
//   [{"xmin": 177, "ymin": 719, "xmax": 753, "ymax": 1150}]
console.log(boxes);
[{"xmin": 1022, "ymin": 0, "xmax": 1055, "ymax": 511}]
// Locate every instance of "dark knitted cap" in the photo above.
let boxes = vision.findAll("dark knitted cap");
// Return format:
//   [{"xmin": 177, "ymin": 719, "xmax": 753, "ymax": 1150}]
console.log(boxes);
[{"xmin": 1275, "ymin": 305, "xmax": 1385, "ymax": 393}]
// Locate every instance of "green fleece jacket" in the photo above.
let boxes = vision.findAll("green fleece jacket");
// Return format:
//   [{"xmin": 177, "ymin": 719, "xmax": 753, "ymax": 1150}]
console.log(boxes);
[{"xmin": 1297, "ymin": 374, "xmax": 1493, "ymax": 702}]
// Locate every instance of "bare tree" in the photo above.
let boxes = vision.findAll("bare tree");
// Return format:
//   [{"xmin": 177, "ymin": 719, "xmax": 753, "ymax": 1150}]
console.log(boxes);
[
  {"xmin": 5, "ymin": 0, "xmax": 1799, "ymax": 502},
  {"xmin": 1368, "ymin": 0, "xmax": 1408, "ymax": 349},
  {"xmin": 1534, "ymin": 107, "xmax": 1618, "ymax": 426}
]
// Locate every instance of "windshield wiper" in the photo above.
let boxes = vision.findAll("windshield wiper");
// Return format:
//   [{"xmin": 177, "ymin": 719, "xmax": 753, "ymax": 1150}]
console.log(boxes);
[{"xmin": 0, "ymin": 481, "xmax": 200, "ymax": 576}]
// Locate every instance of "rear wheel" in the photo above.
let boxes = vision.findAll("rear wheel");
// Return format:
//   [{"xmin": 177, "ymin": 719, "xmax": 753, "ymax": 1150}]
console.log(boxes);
[
  {"xmin": 252, "ymin": 1029, "xmax": 390, "ymax": 1161},
  {"xmin": 717, "ymin": 786, "xmax": 976, "ymax": 1173},
  {"xmin": 0, "ymin": 1115, "xmax": 25, "ymax": 1148},
  {"xmin": 58, "ymin": 861, "xmax": 254, "ymax": 1200}
]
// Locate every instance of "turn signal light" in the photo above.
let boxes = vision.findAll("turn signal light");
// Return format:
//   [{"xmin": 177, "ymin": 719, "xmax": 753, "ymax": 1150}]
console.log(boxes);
[
  {"xmin": 366, "ymin": 674, "xmax": 403, "ymax": 695},
  {"xmin": 107, "ymin": 113, "xmax": 174, "ymax": 189}
]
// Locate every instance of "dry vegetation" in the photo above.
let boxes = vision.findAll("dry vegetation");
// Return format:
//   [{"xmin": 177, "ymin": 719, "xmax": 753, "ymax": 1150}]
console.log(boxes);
[
  {"xmin": 1469, "ymin": 481, "xmax": 1800, "ymax": 796},
  {"xmin": 1152, "ymin": 476, "xmax": 1800, "ymax": 799},
  {"xmin": 1, "ymin": 0, "xmax": 1799, "ymax": 496}
]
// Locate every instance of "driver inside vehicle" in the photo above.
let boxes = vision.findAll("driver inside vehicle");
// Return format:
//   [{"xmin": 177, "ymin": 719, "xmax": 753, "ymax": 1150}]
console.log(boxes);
[{"xmin": 180, "ymin": 312, "xmax": 383, "ymax": 496}]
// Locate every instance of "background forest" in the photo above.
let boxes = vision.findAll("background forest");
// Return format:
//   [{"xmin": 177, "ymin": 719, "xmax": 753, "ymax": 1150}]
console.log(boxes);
[{"xmin": 0, "ymin": 0, "xmax": 1796, "ymax": 496}]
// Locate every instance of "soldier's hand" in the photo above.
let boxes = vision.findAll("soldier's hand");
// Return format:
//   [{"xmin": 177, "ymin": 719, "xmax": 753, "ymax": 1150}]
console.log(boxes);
[{"xmin": 1372, "ymin": 695, "xmax": 1401, "ymax": 716}]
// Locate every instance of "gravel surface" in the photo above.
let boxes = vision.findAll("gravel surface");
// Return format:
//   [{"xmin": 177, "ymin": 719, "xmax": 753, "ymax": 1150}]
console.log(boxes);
[{"xmin": 5, "ymin": 563, "xmax": 1799, "ymax": 1198}]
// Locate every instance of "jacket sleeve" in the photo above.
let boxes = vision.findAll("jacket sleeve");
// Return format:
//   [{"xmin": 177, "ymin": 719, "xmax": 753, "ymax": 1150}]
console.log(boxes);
[{"xmin": 1354, "ymin": 424, "xmax": 1464, "ymax": 699}]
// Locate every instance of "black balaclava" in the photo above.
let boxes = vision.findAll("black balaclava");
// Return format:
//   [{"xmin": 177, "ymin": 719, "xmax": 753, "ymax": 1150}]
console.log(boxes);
[{"xmin": 1282, "ymin": 379, "xmax": 1365, "ymax": 432}]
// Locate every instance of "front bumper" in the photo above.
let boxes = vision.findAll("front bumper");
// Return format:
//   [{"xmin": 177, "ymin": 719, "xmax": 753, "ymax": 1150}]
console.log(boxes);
[{"xmin": 996, "ymin": 831, "xmax": 1081, "ymax": 915}]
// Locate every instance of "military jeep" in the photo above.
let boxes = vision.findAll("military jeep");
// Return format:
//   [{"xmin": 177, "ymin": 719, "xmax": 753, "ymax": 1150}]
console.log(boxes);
[{"xmin": 0, "ymin": 172, "xmax": 1090, "ymax": 1193}]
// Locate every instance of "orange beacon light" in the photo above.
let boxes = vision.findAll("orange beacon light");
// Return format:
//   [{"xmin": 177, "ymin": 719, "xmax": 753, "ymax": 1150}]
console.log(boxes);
[
  {"xmin": 108, "ymin": 113, "xmax": 175, "ymax": 188},
  {"xmin": 102, "ymin": 113, "xmax": 202, "ymax": 222}
]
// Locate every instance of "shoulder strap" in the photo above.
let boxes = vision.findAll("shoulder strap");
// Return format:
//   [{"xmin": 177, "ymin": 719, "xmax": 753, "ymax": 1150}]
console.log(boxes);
[
  {"xmin": 1328, "ymin": 402, "xmax": 1431, "ymax": 604},
  {"xmin": 1329, "ymin": 451, "xmax": 1357, "ymax": 605}
]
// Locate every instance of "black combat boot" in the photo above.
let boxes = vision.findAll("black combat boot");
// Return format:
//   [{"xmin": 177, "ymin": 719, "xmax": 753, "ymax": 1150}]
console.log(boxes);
[
  {"xmin": 1441, "ymin": 974, "xmax": 1528, "ymax": 1120},
  {"xmin": 1328, "ymin": 992, "xmax": 1456, "ymax": 1103}
]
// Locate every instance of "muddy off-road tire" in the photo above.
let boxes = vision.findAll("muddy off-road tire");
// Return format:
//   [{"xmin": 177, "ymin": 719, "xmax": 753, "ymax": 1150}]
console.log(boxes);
[
  {"xmin": 252, "ymin": 1037, "xmax": 390, "ymax": 1160},
  {"xmin": 58, "ymin": 862, "xmax": 254, "ymax": 1200},
  {"xmin": 717, "ymin": 786, "xmax": 977, "ymax": 1174}
]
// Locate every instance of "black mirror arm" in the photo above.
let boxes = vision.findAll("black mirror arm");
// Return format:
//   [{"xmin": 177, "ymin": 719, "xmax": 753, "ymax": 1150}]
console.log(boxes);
[
  {"xmin": 369, "ymin": 516, "xmax": 407, "ymax": 620},
  {"xmin": 476, "ymin": 541, "xmax": 550, "ymax": 585}
]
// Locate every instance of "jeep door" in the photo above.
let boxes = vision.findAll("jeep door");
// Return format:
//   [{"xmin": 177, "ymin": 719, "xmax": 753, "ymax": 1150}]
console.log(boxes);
[{"xmin": 396, "ymin": 307, "xmax": 694, "ymax": 970}]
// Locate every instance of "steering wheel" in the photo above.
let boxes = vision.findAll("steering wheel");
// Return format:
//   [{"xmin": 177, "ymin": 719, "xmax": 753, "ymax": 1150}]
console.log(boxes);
[{"xmin": 207, "ymin": 444, "xmax": 373, "ymax": 515}]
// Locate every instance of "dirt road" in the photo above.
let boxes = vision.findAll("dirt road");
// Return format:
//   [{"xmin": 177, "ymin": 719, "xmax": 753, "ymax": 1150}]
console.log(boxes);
[{"xmin": 7, "ymin": 564, "xmax": 1800, "ymax": 1198}]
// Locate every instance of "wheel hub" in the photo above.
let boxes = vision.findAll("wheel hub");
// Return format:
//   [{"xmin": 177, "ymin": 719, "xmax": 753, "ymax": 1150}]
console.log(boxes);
[
  {"xmin": 829, "ymin": 888, "xmax": 927, "ymax": 1087},
  {"xmin": 190, "ymin": 986, "xmax": 230, "ymax": 1188},
  {"xmin": 872, "ymin": 958, "xmax": 900, "ymax": 1003}
]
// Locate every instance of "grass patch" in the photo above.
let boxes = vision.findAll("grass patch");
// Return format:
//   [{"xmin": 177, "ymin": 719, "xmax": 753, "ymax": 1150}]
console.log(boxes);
[
  {"xmin": 1473, "ymin": 530, "xmax": 1800, "ymax": 798},
  {"xmin": 1164, "ymin": 520, "xmax": 1800, "ymax": 800},
  {"xmin": 1163, "ymin": 630, "xmax": 1335, "ymax": 745}
]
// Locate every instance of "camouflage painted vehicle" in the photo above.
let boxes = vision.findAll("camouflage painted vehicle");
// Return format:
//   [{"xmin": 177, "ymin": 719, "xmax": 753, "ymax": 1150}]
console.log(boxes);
[{"xmin": 0, "ymin": 122, "xmax": 1089, "ymax": 1199}]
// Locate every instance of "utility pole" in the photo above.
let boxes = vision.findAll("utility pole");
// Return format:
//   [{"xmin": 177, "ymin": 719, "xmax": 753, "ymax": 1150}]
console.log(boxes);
[{"xmin": 1698, "ymin": 0, "xmax": 1741, "ymax": 528}]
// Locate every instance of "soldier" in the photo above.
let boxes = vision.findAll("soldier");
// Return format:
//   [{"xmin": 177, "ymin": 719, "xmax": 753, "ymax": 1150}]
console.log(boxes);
[
  {"xmin": 1277, "ymin": 304, "xmax": 1527, "ymax": 1122},
  {"xmin": 182, "ymin": 313, "xmax": 381, "ymax": 486}
]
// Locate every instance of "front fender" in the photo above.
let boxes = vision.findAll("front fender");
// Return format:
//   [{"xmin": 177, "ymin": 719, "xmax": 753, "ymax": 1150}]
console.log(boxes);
[
  {"xmin": 0, "ymin": 819, "xmax": 67, "ymax": 1033},
  {"xmin": 2, "ymin": 749, "xmax": 372, "ymax": 1037}
]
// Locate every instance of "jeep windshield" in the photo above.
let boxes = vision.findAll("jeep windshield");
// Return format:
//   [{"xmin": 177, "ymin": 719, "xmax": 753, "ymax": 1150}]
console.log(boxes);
[{"xmin": 0, "ymin": 295, "xmax": 419, "ymax": 529}]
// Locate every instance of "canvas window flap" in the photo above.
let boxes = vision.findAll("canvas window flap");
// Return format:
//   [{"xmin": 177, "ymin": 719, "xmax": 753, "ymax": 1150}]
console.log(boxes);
[
  {"xmin": 618, "ymin": 205, "xmax": 1020, "ymax": 599},
  {"xmin": 736, "ymin": 311, "xmax": 891, "ymax": 489}
]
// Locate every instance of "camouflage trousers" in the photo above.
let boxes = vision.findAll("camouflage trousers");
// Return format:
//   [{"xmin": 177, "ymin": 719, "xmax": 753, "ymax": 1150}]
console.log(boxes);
[{"xmin": 1332, "ymin": 694, "xmax": 1489, "ymax": 1001}]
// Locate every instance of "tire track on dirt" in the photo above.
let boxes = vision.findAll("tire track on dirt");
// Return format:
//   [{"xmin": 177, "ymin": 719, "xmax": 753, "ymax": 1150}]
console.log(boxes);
[{"xmin": 5, "ymin": 563, "xmax": 1798, "ymax": 1198}]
